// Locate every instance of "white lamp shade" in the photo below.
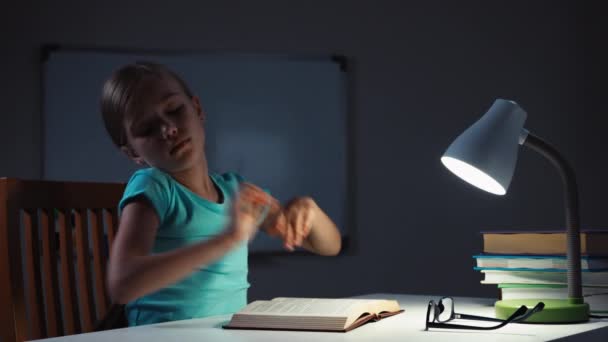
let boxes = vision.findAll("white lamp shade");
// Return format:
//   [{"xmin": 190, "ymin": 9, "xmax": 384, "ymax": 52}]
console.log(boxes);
[{"xmin": 441, "ymin": 99, "xmax": 527, "ymax": 195}]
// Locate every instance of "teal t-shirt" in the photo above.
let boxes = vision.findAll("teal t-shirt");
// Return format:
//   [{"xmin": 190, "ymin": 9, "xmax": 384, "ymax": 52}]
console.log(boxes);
[{"xmin": 118, "ymin": 168, "xmax": 249, "ymax": 326}]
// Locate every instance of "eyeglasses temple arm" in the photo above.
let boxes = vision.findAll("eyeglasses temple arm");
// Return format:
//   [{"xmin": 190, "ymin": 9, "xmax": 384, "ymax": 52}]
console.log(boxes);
[
  {"xmin": 511, "ymin": 303, "xmax": 545, "ymax": 322},
  {"xmin": 426, "ymin": 319, "xmax": 511, "ymax": 331},
  {"xmin": 456, "ymin": 313, "xmax": 504, "ymax": 322},
  {"xmin": 426, "ymin": 306, "xmax": 529, "ymax": 331},
  {"xmin": 459, "ymin": 302, "xmax": 544, "ymax": 323}
]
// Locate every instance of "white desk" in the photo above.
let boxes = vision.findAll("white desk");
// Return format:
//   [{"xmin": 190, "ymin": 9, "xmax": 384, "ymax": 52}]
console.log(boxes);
[{"xmin": 30, "ymin": 294, "xmax": 608, "ymax": 342}]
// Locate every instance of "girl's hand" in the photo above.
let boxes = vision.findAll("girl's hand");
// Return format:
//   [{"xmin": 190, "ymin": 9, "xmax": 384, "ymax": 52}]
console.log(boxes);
[
  {"xmin": 268, "ymin": 197, "xmax": 317, "ymax": 251},
  {"xmin": 227, "ymin": 183, "xmax": 271, "ymax": 242}
]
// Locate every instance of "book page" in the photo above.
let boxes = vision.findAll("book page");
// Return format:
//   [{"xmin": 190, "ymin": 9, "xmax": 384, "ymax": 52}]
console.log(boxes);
[{"xmin": 238, "ymin": 298, "xmax": 377, "ymax": 317}]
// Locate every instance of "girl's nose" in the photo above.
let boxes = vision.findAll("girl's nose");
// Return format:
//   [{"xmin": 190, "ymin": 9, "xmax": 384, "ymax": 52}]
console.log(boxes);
[{"xmin": 162, "ymin": 123, "xmax": 178, "ymax": 140}]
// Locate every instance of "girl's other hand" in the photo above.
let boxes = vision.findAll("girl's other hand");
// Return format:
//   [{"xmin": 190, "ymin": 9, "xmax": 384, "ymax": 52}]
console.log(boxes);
[{"xmin": 279, "ymin": 197, "xmax": 317, "ymax": 251}]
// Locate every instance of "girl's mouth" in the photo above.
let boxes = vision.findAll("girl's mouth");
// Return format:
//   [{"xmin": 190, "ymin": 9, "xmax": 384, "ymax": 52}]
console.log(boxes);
[{"xmin": 170, "ymin": 138, "xmax": 191, "ymax": 155}]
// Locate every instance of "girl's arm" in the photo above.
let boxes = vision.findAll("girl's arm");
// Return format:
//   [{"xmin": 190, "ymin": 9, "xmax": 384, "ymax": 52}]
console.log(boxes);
[
  {"xmin": 262, "ymin": 197, "xmax": 342, "ymax": 256},
  {"xmin": 295, "ymin": 198, "xmax": 342, "ymax": 256},
  {"xmin": 107, "ymin": 185, "xmax": 262, "ymax": 304}
]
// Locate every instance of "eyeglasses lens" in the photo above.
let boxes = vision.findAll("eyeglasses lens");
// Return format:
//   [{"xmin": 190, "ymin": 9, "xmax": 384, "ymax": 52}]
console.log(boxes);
[{"xmin": 437, "ymin": 297, "xmax": 453, "ymax": 323}]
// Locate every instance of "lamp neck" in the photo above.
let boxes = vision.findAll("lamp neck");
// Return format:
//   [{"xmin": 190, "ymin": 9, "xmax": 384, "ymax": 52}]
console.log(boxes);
[{"xmin": 522, "ymin": 132, "xmax": 582, "ymax": 299}]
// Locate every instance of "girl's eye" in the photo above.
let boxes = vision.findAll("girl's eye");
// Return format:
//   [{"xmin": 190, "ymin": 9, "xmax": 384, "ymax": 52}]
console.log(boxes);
[
  {"xmin": 167, "ymin": 105, "xmax": 184, "ymax": 116},
  {"xmin": 136, "ymin": 124, "xmax": 156, "ymax": 137}
]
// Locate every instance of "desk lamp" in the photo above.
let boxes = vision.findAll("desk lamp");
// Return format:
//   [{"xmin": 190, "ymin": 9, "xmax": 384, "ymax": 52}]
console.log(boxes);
[{"xmin": 440, "ymin": 99, "xmax": 589, "ymax": 323}]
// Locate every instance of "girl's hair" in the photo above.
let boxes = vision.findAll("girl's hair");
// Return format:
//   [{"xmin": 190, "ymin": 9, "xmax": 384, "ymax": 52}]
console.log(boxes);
[{"xmin": 100, "ymin": 61, "xmax": 194, "ymax": 147}]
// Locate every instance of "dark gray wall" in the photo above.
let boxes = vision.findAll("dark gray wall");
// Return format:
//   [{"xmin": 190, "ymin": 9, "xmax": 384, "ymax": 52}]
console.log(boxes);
[{"xmin": 1, "ymin": 1, "xmax": 606, "ymax": 301}]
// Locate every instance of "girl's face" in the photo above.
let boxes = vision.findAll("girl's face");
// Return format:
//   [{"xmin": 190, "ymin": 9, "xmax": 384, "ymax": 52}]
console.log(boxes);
[{"xmin": 122, "ymin": 75, "xmax": 206, "ymax": 174}]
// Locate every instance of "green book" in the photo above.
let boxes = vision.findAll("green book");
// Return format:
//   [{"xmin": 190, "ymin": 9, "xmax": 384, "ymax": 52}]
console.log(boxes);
[{"xmin": 496, "ymin": 283, "xmax": 608, "ymax": 313}]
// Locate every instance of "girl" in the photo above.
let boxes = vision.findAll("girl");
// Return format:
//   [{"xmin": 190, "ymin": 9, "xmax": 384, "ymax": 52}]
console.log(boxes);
[{"xmin": 100, "ymin": 61, "xmax": 341, "ymax": 326}]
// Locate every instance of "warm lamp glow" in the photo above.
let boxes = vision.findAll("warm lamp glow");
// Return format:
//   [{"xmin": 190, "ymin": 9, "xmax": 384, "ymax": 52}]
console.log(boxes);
[{"xmin": 441, "ymin": 156, "xmax": 506, "ymax": 195}]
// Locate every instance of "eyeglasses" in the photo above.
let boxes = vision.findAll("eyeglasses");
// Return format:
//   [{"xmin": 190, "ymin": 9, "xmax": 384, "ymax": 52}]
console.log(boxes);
[{"xmin": 425, "ymin": 297, "xmax": 545, "ymax": 331}]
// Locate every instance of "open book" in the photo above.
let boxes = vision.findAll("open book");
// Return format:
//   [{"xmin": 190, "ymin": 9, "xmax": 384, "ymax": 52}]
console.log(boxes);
[{"xmin": 223, "ymin": 297, "xmax": 404, "ymax": 332}]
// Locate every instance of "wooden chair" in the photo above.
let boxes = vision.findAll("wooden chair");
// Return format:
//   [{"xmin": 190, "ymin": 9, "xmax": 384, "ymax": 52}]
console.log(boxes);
[{"xmin": 0, "ymin": 178, "xmax": 126, "ymax": 342}]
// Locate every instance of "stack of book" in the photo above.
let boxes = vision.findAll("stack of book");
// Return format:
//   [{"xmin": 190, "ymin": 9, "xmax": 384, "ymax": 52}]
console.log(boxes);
[{"xmin": 474, "ymin": 229, "xmax": 608, "ymax": 314}]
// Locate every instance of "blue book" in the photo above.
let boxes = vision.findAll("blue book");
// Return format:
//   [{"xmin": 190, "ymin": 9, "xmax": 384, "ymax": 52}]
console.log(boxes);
[{"xmin": 473, "ymin": 254, "xmax": 608, "ymax": 271}]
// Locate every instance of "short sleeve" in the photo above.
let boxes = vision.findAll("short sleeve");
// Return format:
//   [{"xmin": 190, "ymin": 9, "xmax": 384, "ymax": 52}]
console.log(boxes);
[
  {"xmin": 228, "ymin": 172, "xmax": 245, "ymax": 184},
  {"xmin": 119, "ymin": 169, "xmax": 171, "ymax": 223},
  {"xmin": 216, "ymin": 172, "xmax": 245, "ymax": 195},
  {"xmin": 217, "ymin": 172, "xmax": 273, "ymax": 211}
]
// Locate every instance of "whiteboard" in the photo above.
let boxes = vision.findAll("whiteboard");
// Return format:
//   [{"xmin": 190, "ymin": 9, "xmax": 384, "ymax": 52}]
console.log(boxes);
[{"xmin": 42, "ymin": 48, "xmax": 348, "ymax": 253}]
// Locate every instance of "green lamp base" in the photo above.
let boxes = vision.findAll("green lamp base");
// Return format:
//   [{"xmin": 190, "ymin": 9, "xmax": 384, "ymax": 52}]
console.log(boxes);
[{"xmin": 495, "ymin": 298, "xmax": 589, "ymax": 323}]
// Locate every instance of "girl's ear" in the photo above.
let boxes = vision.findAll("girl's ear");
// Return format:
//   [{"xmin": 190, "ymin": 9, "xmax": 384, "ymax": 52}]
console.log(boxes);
[
  {"xmin": 192, "ymin": 95, "xmax": 206, "ymax": 123},
  {"xmin": 120, "ymin": 145, "xmax": 145, "ymax": 165}
]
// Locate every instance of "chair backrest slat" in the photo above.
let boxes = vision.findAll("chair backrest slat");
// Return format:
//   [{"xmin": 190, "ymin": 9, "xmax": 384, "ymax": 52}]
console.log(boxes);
[
  {"xmin": 74, "ymin": 209, "xmax": 95, "ymax": 331},
  {"xmin": 58, "ymin": 209, "xmax": 81, "ymax": 335},
  {"xmin": 104, "ymin": 209, "xmax": 118, "ymax": 257},
  {"xmin": 0, "ymin": 180, "xmax": 17, "ymax": 342},
  {"xmin": 40, "ymin": 209, "xmax": 63, "ymax": 337},
  {"xmin": 22, "ymin": 210, "xmax": 45, "ymax": 339},
  {"xmin": 1, "ymin": 180, "xmax": 26, "ymax": 342},
  {"xmin": 90, "ymin": 209, "xmax": 108, "ymax": 317}
]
